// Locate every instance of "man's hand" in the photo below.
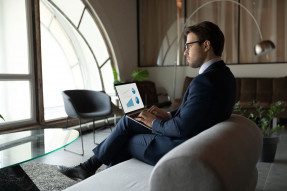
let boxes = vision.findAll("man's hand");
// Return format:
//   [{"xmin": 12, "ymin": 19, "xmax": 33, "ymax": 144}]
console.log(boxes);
[
  {"xmin": 135, "ymin": 106, "xmax": 171, "ymax": 128},
  {"xmin": 147, "ymin": 106, "xmax": 171, "ymax": 120},
  {"xmin": 135, "ymin": 110, "xmax": 157, "ymax": 128}
]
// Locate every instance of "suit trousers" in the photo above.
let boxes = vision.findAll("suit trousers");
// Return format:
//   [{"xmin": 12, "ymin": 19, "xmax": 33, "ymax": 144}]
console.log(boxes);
[{"xmin": 90, "ymin": 116, "xmax": 156, "ymax": 168}]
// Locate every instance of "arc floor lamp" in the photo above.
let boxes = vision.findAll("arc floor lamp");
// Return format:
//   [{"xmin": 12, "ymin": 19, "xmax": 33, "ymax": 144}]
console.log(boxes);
[{"xmin": 173, "ymin": 0, "xmax": 276, "ymax": 99}]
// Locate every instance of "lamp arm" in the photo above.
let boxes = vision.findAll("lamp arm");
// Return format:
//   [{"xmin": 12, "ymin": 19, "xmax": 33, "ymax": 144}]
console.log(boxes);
[
  {"xmin": 173, "ymin": 0, "xmax": 264, "ymax": 99},
  {"xmin": 185, "ymin": 0, "xmax": 263, "ymax": 40}
]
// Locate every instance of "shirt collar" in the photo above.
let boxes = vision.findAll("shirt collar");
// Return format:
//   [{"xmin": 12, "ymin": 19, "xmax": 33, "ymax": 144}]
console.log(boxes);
[{"xmin": 198, "ymin": 58, "xmax": 222, "ymax": 74}]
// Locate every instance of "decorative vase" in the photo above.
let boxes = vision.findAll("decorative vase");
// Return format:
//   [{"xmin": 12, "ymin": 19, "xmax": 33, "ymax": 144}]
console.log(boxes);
[{"xmin": 260, "ymin": 136, "xmax": 279, "ymax": 163}]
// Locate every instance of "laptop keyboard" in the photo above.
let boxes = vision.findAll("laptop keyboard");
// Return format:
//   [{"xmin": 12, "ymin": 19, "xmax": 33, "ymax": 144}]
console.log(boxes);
[{"xmin": 129, "ymin": 112, "xmax": 139, "ymax": 118}]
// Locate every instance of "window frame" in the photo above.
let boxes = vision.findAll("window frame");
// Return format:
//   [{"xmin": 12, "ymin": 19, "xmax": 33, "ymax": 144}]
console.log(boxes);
[
  {"xmin": 0, "ymin": 0, "xmax": 39, "ymax": 130},
  {"xmin": 0, "ymin": 0, "xmax": 118, "ymax": 132}
]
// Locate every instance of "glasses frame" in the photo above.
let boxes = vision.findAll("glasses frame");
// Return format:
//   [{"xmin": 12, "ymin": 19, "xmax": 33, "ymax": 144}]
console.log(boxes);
[{"xmin": 185, "ymin": 40, "xmax": 201, "ymax": 50}]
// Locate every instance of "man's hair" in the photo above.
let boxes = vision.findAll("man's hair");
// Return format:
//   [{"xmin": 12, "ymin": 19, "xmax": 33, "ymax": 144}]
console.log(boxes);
[{"xmin": 184, "ymin": 21, "xmax": 225, "ymax": 56}]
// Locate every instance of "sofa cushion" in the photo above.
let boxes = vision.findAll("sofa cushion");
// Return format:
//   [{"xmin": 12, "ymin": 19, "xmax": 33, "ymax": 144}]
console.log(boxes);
[
  {"xmin": 240, "ymin": 78, "xmax": 256, "ymax": 103},
  {"xmin": 256, "ymin": 78, "xmax": 273, "ymax": 103},
  {"xmin": 272, "ymin": 77, "xmax": 287, "ymax": 102},
  {"xmin": 233, "ymin": 76, "xmax": 287, "ymax": 118},
  {"xmin": 64, "ymin": 159, "xmax": 153, "ymax": 191},
  {"xmin": 235, "ymin": 78, "xmax": 241, "ymax": 101}
]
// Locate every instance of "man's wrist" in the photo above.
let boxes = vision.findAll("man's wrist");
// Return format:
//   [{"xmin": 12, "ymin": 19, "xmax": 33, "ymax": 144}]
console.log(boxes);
[{"xmin": 151, "ymin": 119, "xmax": 156, "ymax": 127}]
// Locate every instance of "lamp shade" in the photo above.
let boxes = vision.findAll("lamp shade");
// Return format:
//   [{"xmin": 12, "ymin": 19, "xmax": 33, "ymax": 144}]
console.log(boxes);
[{"xmin": 254, "ymin": 40, "xmax": 275, "ymax": 55}]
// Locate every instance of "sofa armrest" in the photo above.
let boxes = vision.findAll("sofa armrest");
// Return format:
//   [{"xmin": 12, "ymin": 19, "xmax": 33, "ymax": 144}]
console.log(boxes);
[
  {"xmin": 150, "ymin": 157, "xmax": 222, "ymax": 191},
  {"xmin": 149, "ymin": 114, "xmax": 262, "ymax": 191}
]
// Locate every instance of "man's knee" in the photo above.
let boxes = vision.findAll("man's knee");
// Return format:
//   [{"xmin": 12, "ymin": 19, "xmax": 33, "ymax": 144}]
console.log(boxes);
[
  {"xmin": 116, "ymin": 116, "xmax": 151, "ymax": 134},
  {"xmin": 115, "ymin": 116, "xmax": 129, "ymax": 131},
  {"xmin": 118, "ymin": 116, "xmax": 129, "ymax": 124}
]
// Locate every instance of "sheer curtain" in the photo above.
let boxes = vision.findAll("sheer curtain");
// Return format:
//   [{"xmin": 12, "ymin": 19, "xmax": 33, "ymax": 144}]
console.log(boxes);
[
  {"xmin": 186, "ymin": 0, "xmax": 238, "ymax": 64},
  {"xmin": 139, "ymin": 0, "xmax": 177, "ymax": 66},
  {"xmin": 138, "ymin": 0, "xmax": 287, "ymax": 66},
  {"xmin": 240, "ymin": 0, "xmax": 286, "ymax": 63}
]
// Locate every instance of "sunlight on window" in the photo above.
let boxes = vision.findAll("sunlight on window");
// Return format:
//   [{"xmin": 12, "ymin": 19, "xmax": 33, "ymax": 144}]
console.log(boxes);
[
  {"xmin": 41, "ymin": 25, "xmax": 80, "ymax": 120},
  {"xmin": 0, "ymin": 81, "xmax": 31, "ymax": 123},
  {"xmin": 101, "ymin": 61, "xmax": 116, "ymax": 95},
  {"xmin": 39, "ymin": 0, "xmax": 53, "ymax": 27},
  {"xmin": 40, "ymin": 0, "xmax": 116, "ymax": 121},
  {"xmin": 71, "ymin": 26, "xmax": 102, "ymax": 90},
  {"xmin": 0, "ymin": 0, "xmax": 29, "ymax": 74},
  {"xmin": 48, "ymin": 18, "xmax": 79, "ymax": 68},
  {"xmin": 52, "ymin": 0, "xmax": 85, "ymax": 26},
  {"xmin": 0, "ymin": 0, "xmax": 33, "ymax": 125},
  {"xmin": 79, "ymin": 11, "xmax": 110, "ymax": 65},
  {"xmin": 0, "ymin": 0, "xmax": 117, "ymax": 126}
]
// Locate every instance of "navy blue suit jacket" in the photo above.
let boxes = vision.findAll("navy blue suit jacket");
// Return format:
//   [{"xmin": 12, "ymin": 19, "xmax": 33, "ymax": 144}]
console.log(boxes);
[{"xmin": 145, "ymin": 61, "xmax": 236, "ymax": 164}]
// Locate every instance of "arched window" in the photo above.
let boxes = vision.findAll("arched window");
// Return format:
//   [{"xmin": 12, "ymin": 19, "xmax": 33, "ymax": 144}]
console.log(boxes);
[
  {"xmin": 0, "ymin": 0, "xmax": 117, "ymax": 127},
  {"xmin": 41, "ymin": 0, "xmax": 116, "ymax": 120}
]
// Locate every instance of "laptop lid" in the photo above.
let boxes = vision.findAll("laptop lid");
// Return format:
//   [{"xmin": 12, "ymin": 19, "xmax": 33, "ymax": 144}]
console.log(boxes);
[{"xmin": 114, "ymin": 82, "xmax": 145, "ymax": 114}]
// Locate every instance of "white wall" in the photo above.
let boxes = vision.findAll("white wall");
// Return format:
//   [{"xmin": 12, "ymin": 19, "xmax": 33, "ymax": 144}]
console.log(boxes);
[{"xmin": 86, "ymin": 0, "xmax": 138, "ymax": 82}]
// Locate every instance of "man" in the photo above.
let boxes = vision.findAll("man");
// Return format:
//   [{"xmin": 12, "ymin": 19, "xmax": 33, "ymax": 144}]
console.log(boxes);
[{"xmin": 58, "ymin": 21, "xmax": 236, "ymax": 180}]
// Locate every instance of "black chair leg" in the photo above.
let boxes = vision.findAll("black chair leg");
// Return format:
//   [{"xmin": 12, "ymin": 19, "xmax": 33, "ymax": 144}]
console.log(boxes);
[
  {"xmin": 93, "ymin": 118, "xmax": 114, "ymax": 145},
  {"xmin": 65, "ymin": 117, "xmax": 69, "ymax": 128},
  {"xmin": 79, "ymin": 119, "xmax": 85, "ymax": 155},
  {"xmin": 104, "ymin": 118, "xmax": 114, "ymax": 132},
  {"xmin": 64, "ymin": 117, "xmax": 84, "ymax": 156},
  {"xmin": 113, "ymin": 114, "xmax": 117, "ymax": 126},
  {"xmin": 93, "ymin": 119, "xmax": 99, "ymax": 145},
  {"xmin": 108, "ymin": 118, "xmax": 113, "ymax": 132}
]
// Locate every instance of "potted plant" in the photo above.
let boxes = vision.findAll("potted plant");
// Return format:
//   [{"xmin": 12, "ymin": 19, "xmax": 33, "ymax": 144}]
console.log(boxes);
[
  {"xmin": 234, "ymin": 101, "xmax": 285, "ymax": 162},
  {"xmin": 131, "ymin": 69, "xmax": 149, "ymax": 81}
]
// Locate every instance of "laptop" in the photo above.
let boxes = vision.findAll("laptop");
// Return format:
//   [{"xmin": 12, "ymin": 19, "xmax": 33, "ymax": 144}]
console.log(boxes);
[{"xmin": 114, "ymin": 82, "xmax": 150, "ymax": 129}]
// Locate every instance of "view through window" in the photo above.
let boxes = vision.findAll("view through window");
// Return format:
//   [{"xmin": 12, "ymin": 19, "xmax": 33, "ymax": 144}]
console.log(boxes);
[
  {"xmin": 0, "ymin": 0, "xmax": 34, "ymax": 125},
  {"xmin": 41, "ymin": 0, "xmax": 116, "ymax": 120},
  {"xmin": 0, "ymin": 0, "xmax": 117, "ymax": 127}
]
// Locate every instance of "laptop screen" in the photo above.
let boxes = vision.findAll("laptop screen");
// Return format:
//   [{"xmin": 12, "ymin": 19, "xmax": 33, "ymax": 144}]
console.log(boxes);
[{"xmin": 115, "ymin": 83, "xmax": 145, "ymax": 114}]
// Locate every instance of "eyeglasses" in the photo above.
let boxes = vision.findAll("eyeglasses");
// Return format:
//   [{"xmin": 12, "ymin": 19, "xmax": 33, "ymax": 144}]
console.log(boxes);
[{"xmin": 185, "ymin": 40, "xmax": 200, "ymax": 50}]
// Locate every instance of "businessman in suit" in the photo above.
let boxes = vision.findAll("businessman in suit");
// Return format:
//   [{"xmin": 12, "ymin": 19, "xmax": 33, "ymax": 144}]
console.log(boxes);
[{"xmin": 58, "ymin": 21, "xmax": 236, "ymax": 180}]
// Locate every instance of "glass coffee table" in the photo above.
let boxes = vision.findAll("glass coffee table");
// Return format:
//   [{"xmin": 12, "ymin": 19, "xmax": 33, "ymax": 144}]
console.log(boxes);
[{"xmin": 0, "ymin": 128, "xmax": 79, "ymax": 191}]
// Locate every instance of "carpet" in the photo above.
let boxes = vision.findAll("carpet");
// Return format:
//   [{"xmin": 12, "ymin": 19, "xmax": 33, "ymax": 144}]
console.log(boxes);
[
  {"xmin": 20, "ymin": 162, "xmax": 107, "ymax": 191},
  {"xmin": 20, "ymin": 162, "xmax": 80, "ymax": 191}
]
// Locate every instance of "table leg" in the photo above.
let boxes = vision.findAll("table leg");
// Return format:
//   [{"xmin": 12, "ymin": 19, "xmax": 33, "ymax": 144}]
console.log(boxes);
[{"xmin": 0, "ymin": 164, "xmax": 39, "ymax": 191}]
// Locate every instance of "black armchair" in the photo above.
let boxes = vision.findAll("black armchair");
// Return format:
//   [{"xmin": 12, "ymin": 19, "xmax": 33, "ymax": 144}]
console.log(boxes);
[{"xmin": 62, "ymin": 90, "xmax": 113, "ymax": 155}]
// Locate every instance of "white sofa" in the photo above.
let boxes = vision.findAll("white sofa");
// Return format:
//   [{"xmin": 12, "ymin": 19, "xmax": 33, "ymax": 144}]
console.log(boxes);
[{"xmin": 64, "ymin": 114, "xmax": 263, "ymax": 191}]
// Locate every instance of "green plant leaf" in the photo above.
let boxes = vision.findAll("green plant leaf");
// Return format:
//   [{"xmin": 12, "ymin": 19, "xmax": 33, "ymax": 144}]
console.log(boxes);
[
  {"xmin": 0, "ymin": 114, "xmax": 4, "ymax": 121},
  {"xmin": 112, "ymin": 65, "xmax": 123, "ymax": 84},
  {"xmin": 233, "ymin": 100, "xmax": 286, "ymax": 137},
  {"xmin": 131, "ymin": 69, "xmax": 149, "ymax": 81}
]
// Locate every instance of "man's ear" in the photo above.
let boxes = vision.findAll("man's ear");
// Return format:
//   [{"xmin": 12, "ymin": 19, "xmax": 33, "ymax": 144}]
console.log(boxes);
[{"xmin": 203, "ymin": 40, "xmax": 211, "ymax": 52}]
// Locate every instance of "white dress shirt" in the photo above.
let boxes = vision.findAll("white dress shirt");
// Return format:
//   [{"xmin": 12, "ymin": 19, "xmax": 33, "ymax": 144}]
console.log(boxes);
[{"xmin": 198, "ymin": 58, "xmax": 222, "ymax": 74}]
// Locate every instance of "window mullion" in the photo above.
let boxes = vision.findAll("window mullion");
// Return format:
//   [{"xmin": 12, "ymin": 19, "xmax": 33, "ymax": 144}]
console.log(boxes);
[
  {"xmin": 0, "ymin": 74, "xmax": 31, "ymax": 80},
  {"xmin": 30, "ymin": 0, "xmax": 45, "ymax": 125}
]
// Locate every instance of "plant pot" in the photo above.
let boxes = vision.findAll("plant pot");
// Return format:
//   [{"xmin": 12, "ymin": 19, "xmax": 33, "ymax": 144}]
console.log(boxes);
[{"xmin": 260, "ymin": 136, "xmax": 279, "ymax": 163}]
